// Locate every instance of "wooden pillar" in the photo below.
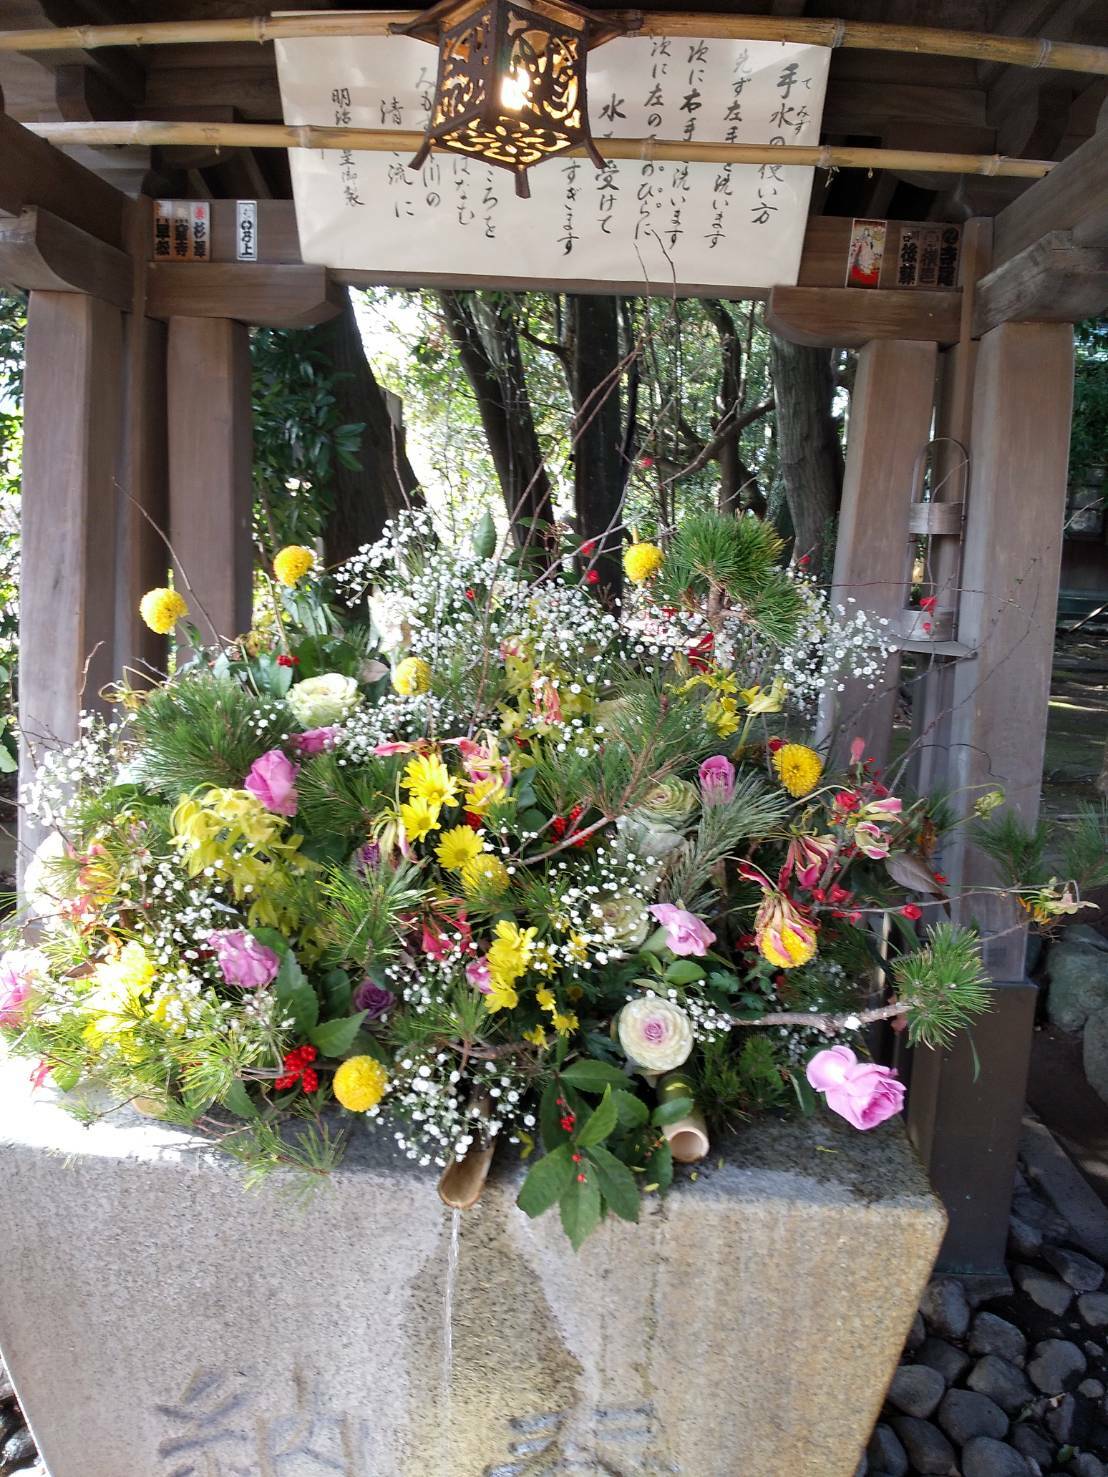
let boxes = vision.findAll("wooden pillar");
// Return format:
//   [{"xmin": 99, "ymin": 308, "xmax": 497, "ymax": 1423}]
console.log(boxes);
[
  {"xmin": 19, "ymin": 291, "xmax": 122, "ymax": 860},
  {"xmin": 909, "ymin": 321, "xmax": 1075, "ymax": 1274},
  {"xmin": 821, "ymin": 339, "xmax": 938, "ymax": 767},
  {"xmin": 115, "ymin": 199, "xmax": 169, "ymax": 680},
  {"xmin": 167, "ymin": 317, "xmax": 253, "ymax": 644}
]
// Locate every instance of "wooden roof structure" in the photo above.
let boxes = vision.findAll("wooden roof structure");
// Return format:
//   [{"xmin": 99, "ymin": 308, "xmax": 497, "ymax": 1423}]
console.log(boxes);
[{"xmin": 0, "ymin": 0, "xmax": 1106, "ymax": 1274}]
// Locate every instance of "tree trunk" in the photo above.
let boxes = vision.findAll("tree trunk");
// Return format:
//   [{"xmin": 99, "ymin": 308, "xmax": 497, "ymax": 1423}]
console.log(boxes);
[
  {"xmin": 769, "ymin": 335, "xmax": 843, "ymax": 571},
  {"xmin": 439, "ymin": 291, "xmax": 555, "ymax": 549},
  {"xmin": 314, "ymin": 290, "xmax": 422, "ymax": 563},
  {"xmin": 567, "ymin": 294, "xmax": 624, "ymax": 603}
]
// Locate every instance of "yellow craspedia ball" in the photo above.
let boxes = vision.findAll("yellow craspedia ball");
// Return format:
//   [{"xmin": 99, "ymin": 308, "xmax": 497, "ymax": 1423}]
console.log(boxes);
[
  {"xmin": 623, "ymin": 542, "xmax": 664, "ymax": 584},
  {"xmin": 460, "ymin": 852, "xmax": 510, "ymax": 895},
  {"xmin": 392, "ymin": 656, "xmax": 432, "ymax": 696},
  {"xmin": 139, "ymin": 587, "xmax": 188, "ymax": 635},
  {"xmin": 333, "ymin": 1055, "xmax": 389, "ymax": 1112},
  {"xmin": 273, "ymin": 545, "xmax": 316, "ymax": 587},
  {"xmin": 771, "ymin": 743, "xmax": 824, "ymax": 798}
]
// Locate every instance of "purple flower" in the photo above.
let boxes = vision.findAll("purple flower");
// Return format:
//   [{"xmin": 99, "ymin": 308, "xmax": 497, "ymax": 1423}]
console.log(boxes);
[
  {"xmin": 806, "ymin": 1046, "xmax": 906, "ymax": 1131},
  {"xmin": 291, "ymin": 726, "xmax": 339, "ymax": 756},
  {"xmin": 244, "ymin": 748, "xmax": 299, "ymax": 817},
  {"xmin": 209, "ymin": 929, "xmax": 280, "ymax": 989},
  {"xmin": 352, "ymin": 978, "xmax": 395, "ymax": 1021},
  {"xmin": 649, "ymin": 903, "xmax": 716, "ymax": 957},
  {"xmin": 354, "ymin": 841, "xmax": 381, "ymax": 876},
  {"xmin": 698, "ymin": 755, "xmax": 736, "ymax": 805}
]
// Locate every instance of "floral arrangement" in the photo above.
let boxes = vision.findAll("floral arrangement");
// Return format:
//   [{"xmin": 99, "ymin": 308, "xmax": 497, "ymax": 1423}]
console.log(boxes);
[{"xmin": 3, "ymin": 508, "xmax": 1071, "ymax": 1246}]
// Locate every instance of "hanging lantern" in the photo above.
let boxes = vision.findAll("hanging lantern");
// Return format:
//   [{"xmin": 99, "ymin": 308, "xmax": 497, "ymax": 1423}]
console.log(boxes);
[{"xmin": 397, "ymin": 0, "xmax": 622, "ymax": 198}]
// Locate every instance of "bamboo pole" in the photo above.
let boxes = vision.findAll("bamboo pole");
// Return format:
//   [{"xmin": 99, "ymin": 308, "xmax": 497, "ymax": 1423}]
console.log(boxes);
[
  {"xmin": 25, "ymin": 120, "xmax": 1056, "ymax": 180},
  {"xmin": 0, "ymin": 10, "xmax": 1107, "ymax": 76}
]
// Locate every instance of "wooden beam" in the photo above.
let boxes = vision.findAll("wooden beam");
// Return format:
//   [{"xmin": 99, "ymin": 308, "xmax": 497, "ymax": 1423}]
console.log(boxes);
[
  {"xmin": 146, "ymin": 262, "xmax": 343, "ymax": 329},
  {"xmin": 167, "ymin": 318, "xmax": 253, "ymax": 645},
  {"xmin": 766, "ymin": 287, "xmax": 962, "ymax": 348},
  {"xmin": 819, "ymin": 339, "xmax": 939, "ymax": 767},
  {"xmin": 992, "ymin": 129, "xmax": 1108, "ymax": 266},
  {"xmin": 973, "ymin": 228, "xmax": 1108, "ymax": 332},
  {"xmin": 18, "ymin": 290, "xmax": 122, "ymax": 863},
  {"xmin": 0, "ymin": 111, "xmax": 125, "ymax": 247},
  {"xmin": 0, "ymin": 206, "xmax": 131, "ymax": 308}
]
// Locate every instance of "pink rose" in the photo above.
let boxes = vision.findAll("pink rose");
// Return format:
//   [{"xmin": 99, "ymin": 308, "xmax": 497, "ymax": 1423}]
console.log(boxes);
[
  {"xmin": 806, "ymin": 1045, "xmax": 906, "ymax": 1130},
  {"xmin": 291, "ymin": 726, "xmax": 339, "ymax": 755},
  {"xmin": 244, "ymin": 748, "xmax": 299, "ymax": 817},
  {"xmin": 466, "ymin": 957, "xmax": 492, "ymax": 995},
  {"xmin": 209, "ymin": 929, "xmax": 280, "ymax": 989},
  {"xmin": 698, "ymin": 755, "xmax": 736, "ymax": 805},
  {"xmin": 649, "ymin": 903, "xmax": 716, "ymax": 957},
  {"xmin": 0, "ymin": 948, "xmax": 47, "ymax": 1025}
]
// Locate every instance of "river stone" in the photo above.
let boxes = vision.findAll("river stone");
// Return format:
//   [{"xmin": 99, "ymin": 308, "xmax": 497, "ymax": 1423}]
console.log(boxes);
[
  {"xmin": 1028, "ymin": 1339, "xmax": 1087, "ymax": 1394},
  {"xmin": 1042, "ymin": 1246, "xmax": 1104, "ymax": 1294},
  {"xmin": 905, "ymin": 1312, "xmax": 926, "ymax": 1354},
  {"xmin": 917, "ymin": 1337, "xmax": 972, "ymax": 1384},
  {"xmin": 1044, "ymin": 1393, "xmax": 1077, "ymax": 1444},
  {"xmin": 1072, "ymin": 1454, "xmax": 1108, "ymax": 1477},
  {"xmin": 1010, "ymin": 1422, "xmax": 1055, "ymax": 1470},
  {"xmin": 936, "ymin": 1388, "xmax": 1008, "ymax": 1444},
  {"xmin": 889, "ymin": 1417, "xmax": 957, "ymax": 1475},
  {"xmin": 970, "ymin": 1313, "xmax": 1027, "ymax": 1365},
  {"xmin": 0, "ymin": 1427, "xmax": 36, "ymax": 1472},
  {"xmin": 1009, "ymin": 1214, "xmax": 1045, "ymax": 1259},
  {"xmin": 1014, "ymin": 1265, "xmax": 1074, "ymax": 1315},
  {"xmin": 887, "ymin": 1364, "xmax": 945, "ymax": 1418},
  {"xmin": 920, "ymin": 1278, "xmax": 971, "ymax": 1340},
  {"xmin": 1064, "ymin": 925, "xmax": 1108, "ymax": 954},
  {"xmin": 1078, "ymin": 1378, "xmax": 1105, "ymax": 1398},
  {"xmin": 1045, "ymin": 941, "xmax": 1108, "ymax": 1032},
  {"xmin": 1078, "ymin": 1292, "xmax": 1108, "ymax": 1328},
  {"xmin": 1083, "ymin": 1007, "xmax": 1108, "ymax": 1108},
  {"xmin": 967, "ymin": 1355, "xmax": 1034, "ymax": 1415},
  {"xmin": 962, "ymin": 1435, "xmax": 1033, "ymax": 1477},
  {"xmin": 0, "ymin": 1061, "xmax": 946, "ymax": 1477},
  {"xmin": 867, "ymin": 1422, "xmax": 908, "ymax": 1477}
]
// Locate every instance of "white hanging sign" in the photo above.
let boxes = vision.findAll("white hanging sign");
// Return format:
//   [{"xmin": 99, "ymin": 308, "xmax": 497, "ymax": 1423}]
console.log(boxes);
[{"xmin": 274, "ymin": 23, "xmax": 829, "ymax": 292}]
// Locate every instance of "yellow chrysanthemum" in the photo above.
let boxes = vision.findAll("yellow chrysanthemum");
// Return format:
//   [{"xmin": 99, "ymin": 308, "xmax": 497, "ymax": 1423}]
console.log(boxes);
[
  {"xmin": 85, "ymin": 941, "xmax": 157, "ymax": 1037},
  {"xmin": 333, "ymin": 1055, "xmax": 389, "ymax": 1111},
  {"xmin": 487, "ymin": 920, "xmax": 536, "ymax": 983},
  {"xmin": 771, "ymin": 743, "xmax": 824, "ymax": 798},
  {"xmin": 523, "ymin": 1026, "xmax": 547, "ymax": 1048},
  {"xmin": 139, "ymin": 587, "xmax": 188, "ymax": 635},
  {"xmin": 273, "ymin": 545, "xmax": 315, "ymax": 587},
  {"xmin": 551, "ymin": 1011, "xmax": 579, "ymax": 1036},
  {"xmin": 460, "ymin": 853, "xmax": 510, "ymax": 895},
  {"xmin": 623, "ymin": 542, "xmax": 665, "ymax": 584},
  {"xmin": 435, "ymin": 825, "xmax": 485, "ymax": 871},
  {"xmin": 403, "ymin": 752, "xmax": 458, "ymax": 812},
  {"xmin": 484, "ymin": 977, "xmax": 519, "ymax": 1013},
  {"xmin": 399, "ymin": 798, "xmax": 440, "ymax": 844},
  {"xmin": 465, "ymin": 776, "xmax": 508, "ymax": 816},
  {"xmin": 392, "ymin": 656, "xmax": 432, "ymax": 696},
  {"xmin": 535, "ymin": 987, "xmax": 556, "ymax": 1011}
]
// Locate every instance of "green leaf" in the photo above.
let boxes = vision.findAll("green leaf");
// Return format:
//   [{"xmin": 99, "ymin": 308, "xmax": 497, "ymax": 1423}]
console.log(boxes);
[
  {"xmin": 539, "ymin": 1078, "xmax": 564, "ymax": 1151},
  {"xmin": 51, "ymin": 1063, "xmax": 81, "ymax": 1093},
  {"xmin": 308, "ymin": 1012, "xmax": 367, "ymax": 1057},
  {"xmin": 665, "ymin": 960, "xmax": 706, "ymax": 984},
  {"xmin": 652, "ymin": 1096, "xmax": 694, "ymax": 1126},
  {"xmin": 472, "ymin": 508, "xmax": 497, "ymax": 559},
  {"xmin": 560, "ymin": 1059, "xmax": 630, "ymax": 1093},
  {"xmin": 790, "ymin": 1069, "xmax": 818, "ymax": 1116},
  {"xmin": 0, "ymin": 742, "xmax": 16, "ymax": 774},
  {"xmin": 559, "ymin": 1171, "xmax": 602, "ymax": 1249},
  {"xmin": 222, "ymin": 1079, "xmax": 259, "ymax": 1120},
  {"xmin": 645, "ymin": 1138, "xmax": 673, "ymax": 1194},
  {"xmin": 611, "ymin": 1089, "xmax": 650, "ymax": 1129},
  {"xmin": 588, "ymin": 1145, "xmax": 640, "ymax": 1223},
  {"xmin": 250, "ymin": 927, "xmax": 290, "ymax": 959},
  {"xmin": 576, "ymin": 1086, "xmax": 619, "ymax": 1148},
  {"xmin": 517, "ymin": 1143, "xmax": 575, "ymax": 1218},
  {"xmin": 273, "ymin": 953, "xmax": 319, "ymax": 1036},
  {"xmin": 321, "ymin": 967, "xmax": 353, "ymax": 1018}
]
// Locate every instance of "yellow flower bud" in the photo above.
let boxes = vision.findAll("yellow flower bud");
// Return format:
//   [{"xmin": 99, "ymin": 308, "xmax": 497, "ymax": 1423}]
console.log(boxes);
[
  {"xmin": 273, "ymin": 545, "xmax": 316, "ymax": 587},
  {"xmin": 139, "ymin": 587, "xmax": 188, "ymax": 635},
  {"xmin": 333, "ymin": 1055, "xmax": 389, "ymax": 1112},
  {"xmin": 623, "ymin": 542, "xmax": 665, "ymax": 584}
]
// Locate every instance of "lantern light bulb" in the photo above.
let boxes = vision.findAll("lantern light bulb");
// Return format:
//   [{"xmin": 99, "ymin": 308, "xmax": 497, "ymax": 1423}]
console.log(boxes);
[{"xmin": 500, "ymin": 67, "xmax": 529, "ymax": 112}]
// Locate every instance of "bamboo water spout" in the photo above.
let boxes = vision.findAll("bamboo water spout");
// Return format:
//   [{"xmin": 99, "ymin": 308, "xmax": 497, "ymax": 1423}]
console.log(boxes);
[{"xmin": 437, "ymin": 1092, "xmax": 496, "ymax": 1210}]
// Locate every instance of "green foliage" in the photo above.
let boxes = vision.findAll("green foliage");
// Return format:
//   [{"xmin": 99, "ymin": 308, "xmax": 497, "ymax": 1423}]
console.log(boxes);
[
  {"xmin": 296, "ymin": 750, "xmax": 399, "ymax": 842},
  {"xmin": 891, "ymin": 924, "xmax": 992, "ymax": 1048},
  {"xmin": 1070, "ymin": 319, "xmax": 1108, "ymax": 488},
  {"xmin": 317, "ymin": 861, "xmax": 424, "ymax": 970},
  {"xmin": 130, "ymin": 672, "xmax": 292, "ymax": 797},
  {"xmin": 656, "ymin": 512, "xmax": 805, "ymax": 643},
  {"xmin": 974, "ymin": 802, "xmax": 1108, "ymax": 894},
  {"xmin": 974, "ymin": 809, "xmax": 1047, "ymax": 888},
  {"xmin": 694, "ymin": 1033, "xmax": 789, "ymax": 1128},
  {"xmin": 662, "ymin": 772, "xmax": 789, "ymax": 913}
]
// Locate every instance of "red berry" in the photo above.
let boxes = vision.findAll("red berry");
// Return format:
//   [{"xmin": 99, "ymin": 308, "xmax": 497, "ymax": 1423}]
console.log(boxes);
[
  {"xmin": 276, "ymin": 653, "xmax": 299, "ymax": 668},
  {"xmin": 900, "ymin": 904, "xmax": 923, "ymax": 921},
  {"xmin": 550, "ymin": 816, "xmax": 568, "ymax": 838},
  {"xmin": 577, "ymin": 1173, "xmax": 587, "ymax": 1183},
  {"xmin": 301, "ymin": 1068, "xmax": 319, "ymax": 1093},
  {"xmin": 767, "ymin": 737, "xmax": 785, "ymax": 753},
  {"xmin": 465, "ymin": 588, "xmax": 476, "ymax": 600},
  {"xmin": 580, "ymin": 540, "xmax": 596, "ymax": 557},
  {"xmin": 300, "ymin": 1045, "xmax": 318, "ymax": 1064},
  {"xmin": 585, "ymin": 570, "xmax": 600, "ymax": 586}
]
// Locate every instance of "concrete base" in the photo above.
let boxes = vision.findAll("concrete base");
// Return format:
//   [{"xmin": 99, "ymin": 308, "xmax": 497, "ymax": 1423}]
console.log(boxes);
[{"xmin": 0, "ymin": 1058, "xmax": 945, "ymax": 1477}]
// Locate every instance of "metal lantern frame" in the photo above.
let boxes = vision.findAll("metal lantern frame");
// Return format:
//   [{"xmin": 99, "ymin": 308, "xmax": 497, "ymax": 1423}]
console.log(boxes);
[{"xmin": 397, "ymin": 0, "xmax": 629, "ymax": 197}]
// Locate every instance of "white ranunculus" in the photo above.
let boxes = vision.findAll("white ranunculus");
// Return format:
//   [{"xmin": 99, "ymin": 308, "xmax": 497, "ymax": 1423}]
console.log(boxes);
[
  {"xmin": 617, "ymin": 994, "xmax": 694, "ymax": 1073},
  {"xmin": 286, "ymin": 672, "xmax": 361, "ymax": 728},
  {"xmin": 22, "ymin": 831, "xmax": 70, "ymax": 930}
]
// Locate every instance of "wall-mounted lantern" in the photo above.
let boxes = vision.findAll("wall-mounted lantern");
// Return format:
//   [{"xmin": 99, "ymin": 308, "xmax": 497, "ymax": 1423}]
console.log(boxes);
[{"xmin": 397, "ymin": 0, "xmax": 625, "ymax": 197}]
